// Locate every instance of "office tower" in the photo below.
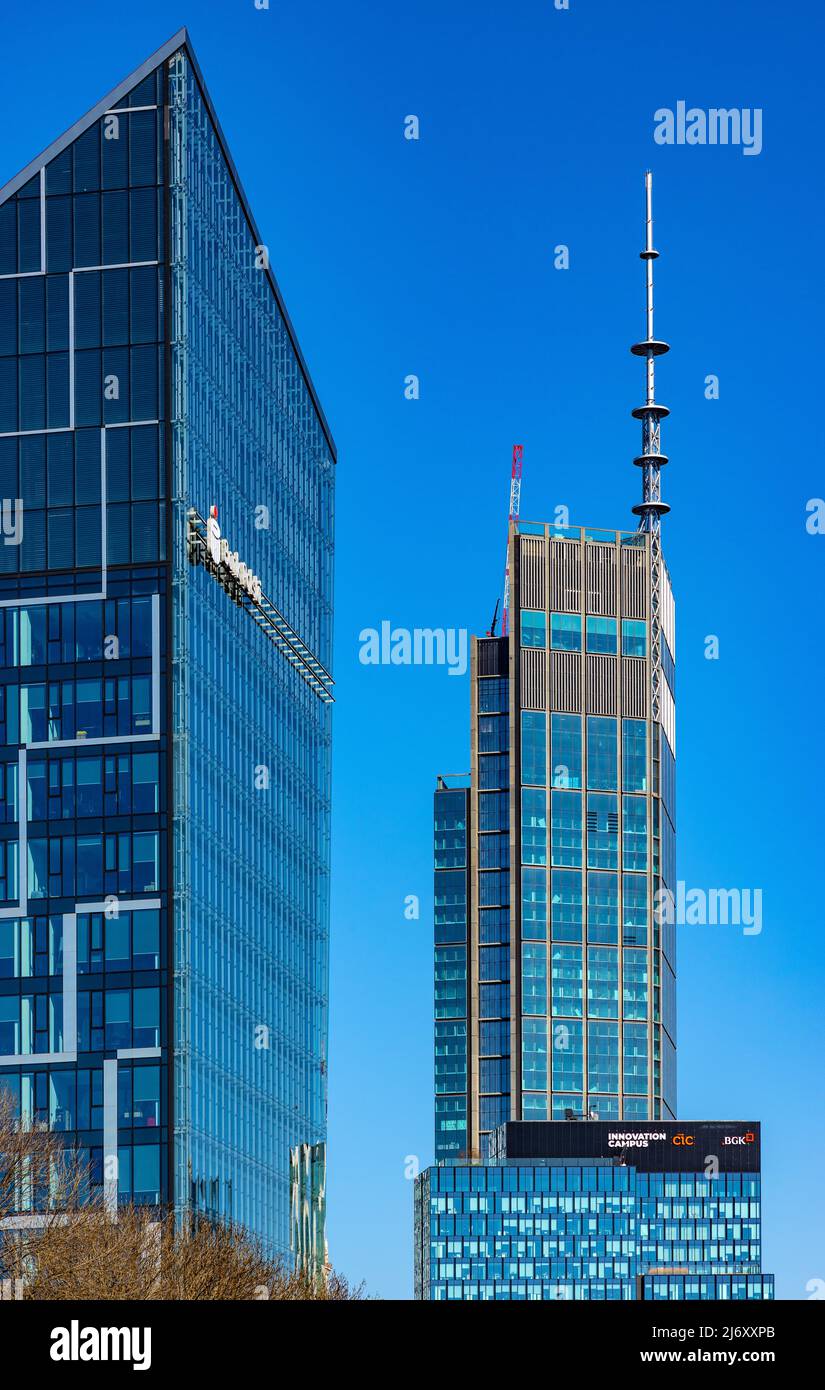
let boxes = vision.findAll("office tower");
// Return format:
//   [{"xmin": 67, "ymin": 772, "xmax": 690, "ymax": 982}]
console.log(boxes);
[
  {"xmin": 415, "ymin": 1119, "xmax": 775, "ymax": 1300},
  {"xmin": 424, "ymin": 175, "xmax": 774, "ymax": 1302},
  {"xmin": 0, "ymin": 29, "xmax": 335, "ymax": 1257},
  {"xmin": 434, "ymin": 175, "xmax": 675, "ymax": 1162}
]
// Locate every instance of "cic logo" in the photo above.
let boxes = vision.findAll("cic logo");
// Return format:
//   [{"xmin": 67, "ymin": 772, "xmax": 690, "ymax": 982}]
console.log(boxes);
[{"xmin": 672, "ymin": 1132, "xmax": 695, "ymax": 1147}]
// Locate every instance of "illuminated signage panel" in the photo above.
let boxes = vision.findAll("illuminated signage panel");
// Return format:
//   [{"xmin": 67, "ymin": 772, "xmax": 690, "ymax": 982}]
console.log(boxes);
[{"xmin": 489, "ymin": 1121, "xmax": 761, "ymax": 1171}]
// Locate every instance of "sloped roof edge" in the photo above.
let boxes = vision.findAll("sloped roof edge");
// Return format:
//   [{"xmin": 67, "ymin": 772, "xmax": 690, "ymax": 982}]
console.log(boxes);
[
  {"xmin": 0, "ymin": 27, "xmax": 337, "ymax": 461},
  {"xmin": 0, "ymin": 28, "xmax": 189, "ymax": 205}
]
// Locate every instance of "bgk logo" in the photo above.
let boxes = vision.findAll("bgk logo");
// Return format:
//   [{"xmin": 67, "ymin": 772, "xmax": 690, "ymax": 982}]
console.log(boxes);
[{"xmin": 723, "ymin": 1132, "xmax": 755, "ymax": 1145}]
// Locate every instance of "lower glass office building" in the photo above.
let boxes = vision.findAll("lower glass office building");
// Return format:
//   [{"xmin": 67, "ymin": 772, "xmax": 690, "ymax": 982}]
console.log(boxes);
[
  {"xmin": 0, "ymin": 29, "xmax": 334, "ymax": 1257},
  {"xmin": 414, "ymin": 1121, "xmax": 774, "ymax": 1300}
]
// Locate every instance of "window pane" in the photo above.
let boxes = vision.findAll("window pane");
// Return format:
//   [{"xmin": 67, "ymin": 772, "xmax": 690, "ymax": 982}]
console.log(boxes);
[
  {"xmin": 586, "ymin": 616, "xmax": 617, "ymax": 655},
  {"xmin": 520, "ymin": 610, "xmax": 546, "ymax": 649},
  {"xmin": 587, "ymin": 716, "xmax": 617, "ymax": 791},
  {"xmin": 551, "ymin": 613, "xmax": 581, "ymax": 652},
  {"xmin": 622, "ymin": 619, "xmax": 647, "ymax": 658}
]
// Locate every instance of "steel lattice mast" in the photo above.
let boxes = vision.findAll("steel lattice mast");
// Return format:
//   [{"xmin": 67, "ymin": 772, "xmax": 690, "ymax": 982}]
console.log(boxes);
[
  {"xmin": 630, "ymin": 171, "xmax": 670, "ymax": 721},
  {"xmin": 500, "ymin": 444, "xmax": 523, "ymax": 639}
]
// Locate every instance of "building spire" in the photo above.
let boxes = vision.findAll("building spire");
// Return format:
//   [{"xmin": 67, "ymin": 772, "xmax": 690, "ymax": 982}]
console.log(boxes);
[{"xmin": 631, "ymin": 170, "xmax": 670, "ymax": 531}]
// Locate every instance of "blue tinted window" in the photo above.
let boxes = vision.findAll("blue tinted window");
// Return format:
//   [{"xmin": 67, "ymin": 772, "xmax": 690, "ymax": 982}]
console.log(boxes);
[
  {"xmin": 18, "ymin": 199, "xmax": 41, "ymax": 273},
  {"xmin": 586, "ymin": 616, "xmax": 617, "ymax": 654},
  {"xmin": 478, "ymin": 713, "xmax": 508, "ymax": 752},
  {"xmin": 623, "ymin": 1022, "xmax": 648, "ymax": 1094},
  {"xmin": 622, "ymin": 619, "xmax": 647, "ymax": 657},
  {"xmin": 19, "ymin": 277, "xmax": 45, "ymax": 352},
  {"xmin": 479, "ymin": 753, "xmax": 509, "ymax": 790},
  {"xmin": 435, "ymin": 1020, "xmax": 467, "ymax": 1094},
  {"xmin": 622, "ymin": 873, "xmax": 648, "ymax": 947},
  {"xmin": 74, "ymin": 125, "xmax": 100, "ymax": 192},
  {"xmin": 46, "ymin": 197, "xmax": 72, "ymax": 272},
  {"xmin": 479, "ymin": 834, "xmax": 509, "ymax": 870},
  {"xmin": 101, "ymin": 190, "xmax": 128, "ymax": 264},
  {"xmin": 551, "ymin": 613, "xmax": 581, "ymax": 651},
  {"xmin": 551, "ymin": 868, "xmax": 582, "ymax": 942},
  {"xmin": 479, "ymin": 791, "xmax": 508, "ymax": 832},
  {"xmin": 586, "ymin": 793, "xmax": 618, "ymax": 869},
  {"xmin": 623, "ymin": 796, "xmax": 647, "ymax": 871},
  {"xmin": 0, "ymin": 201, "xmax": 16, "ymax": 275},
  {"xmin": 551, "ymin": 713, "xmax": 581, "ymax": 789},
  {"xmin": 521, "ymin": 866, "xmax": 547, "ymax": 940},
  {"xmin": 521, "ymin": 709, "xmax": 546, "ymax": 785},
  {"xmin": 587, "ymin": 1020, "xmax": 619, "ymax": 1093},
  {"xmin": 623, "ymin": 949, "xmax": 648, "ymax": 1019},
  {"xmin": 74, "ymin": 193, "xmax": 101, "ymax": 266},
  {"xmin": 479, "ymin": 908, "xmax": 509, "ymax": 945},
  {"xmin": 551, "ymin": 943, "xmax": 582, "ymax": 1017},
  {"xmin": 522, "ymin": 942, "xmax": 547, "ymax": 1015},
  {"xmin": 587, "ymin": 870, "xmax": 618, "ymax": 944},
  {"xmin": 623, "ymin": 718, "xmax": 648, "ymax": 793},
  {"xmin": 587, "ymin": 947, "xmax": 619, "ymax": 1018},
  {"xmin": 522, "ymin": 1016, "xmax": 548, "ymax": 1089},
  {"xmin": 478, "ymin": 677, "xmax": 508, "ymax": 713},
  {"xmin": 587, "ymin": 716, "xmax": 617, "ymax": 791},
  {"xmin": 479, "ymin": 983, "xmax": 509, "ymax": 1020},
  {"xmin": 520, "ymin": 610, "xmax": 546, "ymax": 649},
  {"xmin": 434, "ymin": 870, "xmax": 466, "ymax": 943},
  {"xmin": 435, "ymin": 947, "xmax": 466, "ymax": 1018},
  {"xmin": 521, "ymin": 787, "xmax": 546, "ymax": 865},
  {"xmin": 551, "ymin": 790, "xmax": 581, "ymax": 868},
  {"xmin": 480, "ymin": 946, "xmax": 510, "ymax": 982},
  {"xmin": 128, "ymin": 110, "xmax": 158, "ymax": 187},
  {"xmin": 552, "ymin": 1018, "xmax": 582, "ymax": 1092}
]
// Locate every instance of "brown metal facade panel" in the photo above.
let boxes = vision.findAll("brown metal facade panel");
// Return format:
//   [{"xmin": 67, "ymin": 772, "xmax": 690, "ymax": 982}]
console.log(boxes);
[
  {"xmin": 621, "ymin": 656, "xmax": 648, "ymax": 718},
  {"xmin": 586, "ymin": 654, "xmax": 618, "ymax": 714},
  {"xmin": 518, "ymin": 535, "xmax": 547, "ymax": 610},
  {"xmin": 520, "ymin": 648, "xmax": 547, "ymax": 709},
  {"xmin": 620, "ymin": 544, "xmax": 648, "ymax": 618},
  {"xmin": 585, "ymin": 544, "xmax": 617, "ymax": 615},
  {"xmin": 549, "ymin": 539, "xmax": 582, "ymax": 612},
  {"xmin": 550, "ymin": 650, "xmax": 582, "ymax": 711}
]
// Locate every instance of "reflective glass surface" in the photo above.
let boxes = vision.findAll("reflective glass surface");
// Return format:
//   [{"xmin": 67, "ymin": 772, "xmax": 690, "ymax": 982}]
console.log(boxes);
[
  {"xmin": 168, "ymin": 53, "xmax": 334, "ymax": 1253},
  {"xmin": 415, "ymin": 1164, "xmax": 774, "ymax": 1301}
]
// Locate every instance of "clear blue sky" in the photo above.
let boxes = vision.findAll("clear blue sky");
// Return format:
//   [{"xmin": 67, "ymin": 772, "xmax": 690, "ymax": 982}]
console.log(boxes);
[{"xmin": 2, "ymin": 0, "xmax": 822, "ymax": 1300}]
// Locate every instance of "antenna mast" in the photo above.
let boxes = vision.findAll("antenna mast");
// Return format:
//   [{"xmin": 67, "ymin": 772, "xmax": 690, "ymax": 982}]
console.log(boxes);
[
  {"xmin": 501, "ymin": 444, "xmax": 523, "ymax": 639},
  {"xmin": 631, "ymin": 171, "xmax": 670, "ymax": 532},
  {"xmin": 630, "ymin": 171, "xmax": 670, "ymax": 723}
]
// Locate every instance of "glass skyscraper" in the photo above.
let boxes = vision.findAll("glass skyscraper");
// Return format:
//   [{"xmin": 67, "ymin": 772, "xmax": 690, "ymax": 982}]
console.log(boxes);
[
  {"xmin": 434, "ymin": 525, "xmax": 676, "ymax": 1162},
  {"xmin": 0, "ymin": 28, "xmax": 334, "ymax": 1257},
  {"xmin": 433, "ymin": 175, "xmax": 678, "ymax": 1163},
  {"xmin": 424, "ymin": 175, "xmax": 772, "ymax": 1300}
]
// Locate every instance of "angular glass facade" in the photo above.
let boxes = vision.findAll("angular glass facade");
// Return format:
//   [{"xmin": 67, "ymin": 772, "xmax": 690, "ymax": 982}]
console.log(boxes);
[
  {"xmin": 414, "ymin": 1122, "xmax": 774, "ymax": 1301},
  {"xmin": 168, "ymin": 48, "xmax": 333, "ymax": 1251},
  {"xmin": 0, "ymin": 30, "xmax": 333, "ymax": 1258}
]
